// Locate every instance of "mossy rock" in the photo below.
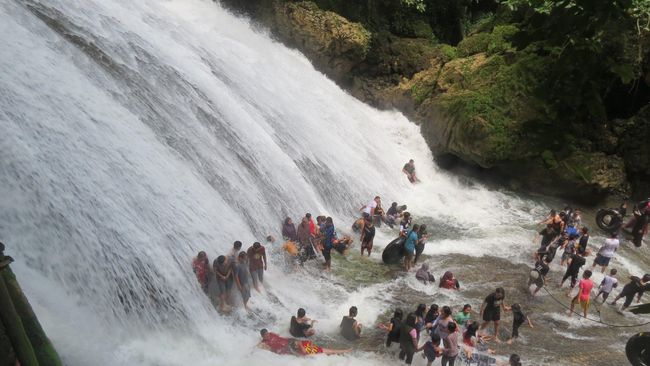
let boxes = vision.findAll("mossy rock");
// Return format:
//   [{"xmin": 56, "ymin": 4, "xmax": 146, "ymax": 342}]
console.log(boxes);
[
  {"xmin": 272, "ymin": 1, "xmax": 371, "ymax": 81},
  {"xmin": 456, "ymin": 33, "xmax": 491, "ymax": 57}
]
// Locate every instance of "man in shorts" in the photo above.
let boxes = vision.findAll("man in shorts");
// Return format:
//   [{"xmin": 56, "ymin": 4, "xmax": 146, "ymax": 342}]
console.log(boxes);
[
  {"xmin": 528, "ymin": 257, "xmax": 551, "ymax": 296},
  {"xmin": 592, "ymin": 232, "xmax": 619, "ymax": 273},
  {"xmin": 594, "ymin": 268, "xmax": 618, "ymax": 303},
  {"xmin": 569, "ymin": 270, "xmax": 594, "ymax": 318},
  {"xmin": 247, "ymin": 241, "xmax": 267, "ymax": 292},
  {"xmin": 479, "ymin": 287, "xmax": 510, "ymax": 343}
]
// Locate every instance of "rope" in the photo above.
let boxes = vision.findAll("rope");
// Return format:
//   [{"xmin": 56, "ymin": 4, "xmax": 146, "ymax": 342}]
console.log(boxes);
[{"xmin": 541, "ymin": 286, "xmax": 650, "ymax": 328}]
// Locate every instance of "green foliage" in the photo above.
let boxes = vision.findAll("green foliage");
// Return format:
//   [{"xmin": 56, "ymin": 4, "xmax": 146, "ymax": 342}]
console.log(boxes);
[
  {"xmin": 541, "ymin": 150, "xmax": 558, "ymax": 169},
  {"xmin": 499, "ymin": 0, "xmax": 650, "ymax": 131},
  {"xmin": 487, "ymin": 25, "xmax": 517, "ymax": 54},
  {"xmin": 457, "ymin": 33, "xmax": 491, "ymax": 56},
  {"xmin": 401, "ymin": 0, "xmax": 426, "ymax": 13},
  {"xmin": 439, "ymin": 44, "xmax": 459, "ymax": 62},
  {"xmin": 438, "ymin": 51, "xmax": 548, "ymax": 162}
]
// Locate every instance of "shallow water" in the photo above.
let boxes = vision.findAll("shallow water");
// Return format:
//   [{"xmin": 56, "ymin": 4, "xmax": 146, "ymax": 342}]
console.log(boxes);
[{"xmin": 0, "ymin": 0, "xmax": 648, "ymax": 365}]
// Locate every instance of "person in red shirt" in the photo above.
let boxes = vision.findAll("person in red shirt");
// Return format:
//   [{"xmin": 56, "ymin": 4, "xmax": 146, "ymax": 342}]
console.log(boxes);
[
  {"xmin": 246, "ymin": 242, "xmax": 267, "ymax": 293},
  {"xmin": 258, "ymin": 329, "xmax": 351, "ymax": 356},
  {"xmin": 306, "ymin": 213, "xmax": 316, "ymax": 236},
  {"xmin": 570, "ymin": 270, "xmax": 594, "ymax": 318},
  {"xmin": 191, "ymin": 251, "xmax": 209, "ymax": 293}
]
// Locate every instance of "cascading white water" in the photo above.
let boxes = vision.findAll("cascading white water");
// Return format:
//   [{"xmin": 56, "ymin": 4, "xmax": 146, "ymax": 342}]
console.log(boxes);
[{"xmin": 1, "ymin": 0, "xmax": 646, "ymax": 365}]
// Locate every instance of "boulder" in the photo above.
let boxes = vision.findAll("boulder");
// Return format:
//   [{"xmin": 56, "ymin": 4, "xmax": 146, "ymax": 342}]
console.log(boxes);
[{"xmin": 271, "ymin": 1, "xmax": 371, "ymax": 83}]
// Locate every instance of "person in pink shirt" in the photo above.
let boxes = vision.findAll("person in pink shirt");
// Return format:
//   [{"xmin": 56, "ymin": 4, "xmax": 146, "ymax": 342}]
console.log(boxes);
[{"xmin": 569, "ymin": 270, "xmax": 594, "ymax": 318}]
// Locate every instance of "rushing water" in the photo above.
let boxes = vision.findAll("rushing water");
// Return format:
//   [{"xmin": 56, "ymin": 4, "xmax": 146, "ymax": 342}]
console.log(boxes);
[{"xmin": 0, "ymin": 0, "xmax": 648, "ymax": 365}]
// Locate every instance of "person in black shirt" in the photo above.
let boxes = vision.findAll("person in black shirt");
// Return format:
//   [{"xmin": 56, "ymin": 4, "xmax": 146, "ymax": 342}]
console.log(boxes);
[
  {"xmin": 479, "ymin": 287, "xmax": 510, "ymax": 343},
  {"xmin": 528, "ymin": 257, "xmax": 551, "ymax": 296},
  {"xmin": 289, "ymin": 308, "xmax": 316, "ymax": 337},
  {"xmin": 360, "ymin": 218, "xmax": 375, "ymax": 256},
  {"xmin": 535, "ymin": 224, "xmax": 557, "ymax": 249},
  {"xmin": 507, "ymin": 303, "xmax": 533, "ymax": 344},
  {"xmin": 610, "ymin": 274, "xmax": 650, "ymax": 310},
  {"xmin": 340, "ymin": 306, "xmax": 362, "ymax": 341},
  {"xmin": 379, "ymin": 309, "xmax": 403, "ymax": 347},
  {"xmin": 560, "ymin": 252, "xmax": 586, "ymax": 295}
]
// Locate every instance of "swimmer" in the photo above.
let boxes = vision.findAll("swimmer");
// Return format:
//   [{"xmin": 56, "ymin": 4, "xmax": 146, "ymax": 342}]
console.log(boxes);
[
  {"xmin": 340, "ymin": 306, "xmax": 362, "ymax": 341},
  {"xmin": 594, "ymin": 268, "xmax": 618, "ymax": 303},
  {"xmin": 506, "ymin": 304, "xmax": 533, "ymax": 344},
  {"xmin": 289, "ymin": 308, "xmax": 316, "ymax": 337},
  {"xmin": 479, "ymin": 287, "xmax": 510, "ymax": 343},
  {"xmin": 569, "ymin": 270, "xmax": 594, "ymax": 318},
  {"xmin": 378, "ymin": 309, "xmax": 403, "ymax": 348}
]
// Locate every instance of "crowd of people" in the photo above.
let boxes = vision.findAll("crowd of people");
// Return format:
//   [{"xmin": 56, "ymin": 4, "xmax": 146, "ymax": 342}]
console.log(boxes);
[
  {"xmin": 190, "ymin": 160, "xmax": 649, "ymax": 364},
  {"xmin": 529, "ymin": 204, "xmax": 650, "ymax": 316}
]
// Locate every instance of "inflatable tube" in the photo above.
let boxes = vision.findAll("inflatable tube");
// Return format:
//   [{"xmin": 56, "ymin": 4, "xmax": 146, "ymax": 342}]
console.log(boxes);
[
  {"xmin": 595, "ymin": 208, "xmax": 622, "ymax": 233},
  {"xmin": 625, "ymin": 332, "xmax": 650, "ymax": 366},
  {"xmin": 382, "ymin": 237, "xmax": 406, "ymax": 264}
]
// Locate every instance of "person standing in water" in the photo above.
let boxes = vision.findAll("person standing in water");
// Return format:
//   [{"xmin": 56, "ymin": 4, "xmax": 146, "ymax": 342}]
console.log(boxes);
[
  {"xmin": 399, "ymin": 313, "xmax": 419, "ymax": 365},
  {"xmin": 399, "ymin": 212, "xmax": 412, "ymax": 236},
  {"xmin": 592, "ymin": 232, "xmax": 619, "ymax": 273},
  {"xmin": 282, "ymin": 217, "xmax": 298, "ymax": 241},
  {"xmin": 610, "ymin": 274, "xmax": 650, "ymax": 310},
  {"xmin": 192, "ymin": 251, "xmax": 210, "ymax": 293},
  {"xmin": 528, "ymin": 257, "xmax": 551, "ymax": 296},
  {"xmin": 322, "ymin": 217, "xmax": 338, "ymax": 271},
  {"xmin": 402, "ymin": 159, "xmax": 418, "ymax": 183},
  {"xmin": 414, "ymin": 224, "xmax": 429, "ymax": 265},
  {"xmin": 479, "ymin": 287, "xmax": 510, "ymax": 343},
  {"xmin": 361, "ymin": 196, "xmax": 382, "ymax": 218},
  {"xmin": 454, "ymin": 304, "xmax": 472, "ymax": 328},
  {"xmin": 569, "ymin": 270, "xmax": 594, "ymax": 318},
  {"xmin": 214, "ymin": 255, "xmax": 232, "ymax": 312},
  {"xmin": 594, "ymin": 268, "xmax": 618, "ymax": 303},
  {"xmin": 403, "ymin": 224, "xmax": 420, "ymax": 271},
  {"xmin": 234, "ymin": 251, "xmax": 251, "ymax": 311},
  {"xmin": 247, "ymin": 242, "xmax": 267, "ymax": 293},
  {"xmin": 507, "ymin": 304, "xmax": 533, "ymax": 344},
  {"xmin": 560, "ymin": 251, "xmax": 587, "ymax": 296},
  {"xmin": 379, "ymin": 308, "xmax": 403, "ymax": 348},
  {"xmin": 360, "ymin": 216, "xmax": 375, "ymax": 256}
]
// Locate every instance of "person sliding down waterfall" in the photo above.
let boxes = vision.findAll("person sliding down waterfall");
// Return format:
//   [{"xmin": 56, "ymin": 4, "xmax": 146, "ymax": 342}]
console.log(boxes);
[
  {"xmin": 402, "ymin": 159, "xmax": 418, "ymax": 183},
  {"xmin": 258, "ymin": 329, "xmax": 351, "ymax": 356}
]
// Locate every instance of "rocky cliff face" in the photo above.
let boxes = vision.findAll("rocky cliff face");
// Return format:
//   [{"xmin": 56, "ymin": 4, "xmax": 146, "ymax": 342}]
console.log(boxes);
[{"xmin": 221, "ymin": 0, "xmax": 646, "ymax": 203}]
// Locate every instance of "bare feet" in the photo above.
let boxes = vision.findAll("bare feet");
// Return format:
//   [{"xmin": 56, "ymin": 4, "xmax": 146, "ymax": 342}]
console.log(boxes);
[
  {"xmin": 506, "ymin": 339, "xmax": 513, "ymax": 345},
  {"xmin": 494, "ymin": 337, "xmax": 502, "ymax": 343}
]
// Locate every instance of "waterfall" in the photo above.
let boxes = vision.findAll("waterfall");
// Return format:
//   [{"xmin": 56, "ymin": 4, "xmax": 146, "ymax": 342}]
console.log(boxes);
[{"xmin": 0, "ymin": 0, "xmax": 609, "ymax": 365}]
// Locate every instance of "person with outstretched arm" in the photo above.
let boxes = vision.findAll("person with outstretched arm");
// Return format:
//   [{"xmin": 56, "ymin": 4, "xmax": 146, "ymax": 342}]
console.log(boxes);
[{"xmin": 479, "ymin": 287, "xmax": 510, "ymax": 343}]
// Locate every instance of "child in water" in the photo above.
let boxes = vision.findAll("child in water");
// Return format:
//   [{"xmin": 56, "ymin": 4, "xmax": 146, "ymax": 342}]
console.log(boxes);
[
  {"xmin": 418, "ymin": 333, "xmax": 441, "ymax": 366},
  {"xmin": 507, "ymin": 304, "xmax": 533, "ymax": 344}
]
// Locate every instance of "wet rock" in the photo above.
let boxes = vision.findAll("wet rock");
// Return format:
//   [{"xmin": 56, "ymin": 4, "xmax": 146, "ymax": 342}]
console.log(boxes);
[{"xmin": 270, "ymin": 1, "xmax": 371, "ymax": 83}]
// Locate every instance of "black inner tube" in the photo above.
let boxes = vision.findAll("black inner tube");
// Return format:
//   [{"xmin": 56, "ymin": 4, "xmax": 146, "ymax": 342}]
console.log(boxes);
[{"xmin": 626, "ymin": 332, "xmax": 650, "ymax": 366}]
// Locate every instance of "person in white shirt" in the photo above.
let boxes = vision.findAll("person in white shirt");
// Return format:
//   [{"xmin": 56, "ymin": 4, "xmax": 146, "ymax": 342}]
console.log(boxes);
[
  {"xmin": 594, "ymin": 268, "xmax": 618, "ymax": 303},
  {"xmin": 361, "ymin": 196, "xmax": 381, "ymax": 218},
  {"xmin": 592, "ymin": 232, "xmax": 620, "ymax": 272}
]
